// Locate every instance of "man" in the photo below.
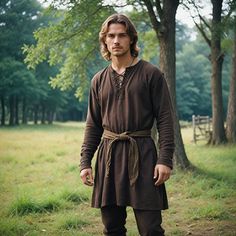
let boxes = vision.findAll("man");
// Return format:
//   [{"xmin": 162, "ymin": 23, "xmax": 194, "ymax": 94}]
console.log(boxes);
[{"xmin": 80, "ymin": 13, "xmax": 174, "ymax": 236}]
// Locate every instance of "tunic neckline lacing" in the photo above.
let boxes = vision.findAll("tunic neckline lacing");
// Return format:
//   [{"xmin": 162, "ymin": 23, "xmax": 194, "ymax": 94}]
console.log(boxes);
[{"xmin": 109, "ymin": 59, "xmax": 142, "ymax": 99}]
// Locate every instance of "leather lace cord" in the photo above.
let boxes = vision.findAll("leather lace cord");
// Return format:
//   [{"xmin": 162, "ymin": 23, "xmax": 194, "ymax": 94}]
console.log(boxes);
[{"xmin": 102, "ymin": 129, "xmax": 151, "ymax": 186}]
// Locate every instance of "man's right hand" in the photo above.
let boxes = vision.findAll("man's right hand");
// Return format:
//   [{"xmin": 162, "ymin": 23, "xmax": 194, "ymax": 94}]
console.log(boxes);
[{"xmin": 80, "ymin": 168, "xmax": 94, "ymax": 186}]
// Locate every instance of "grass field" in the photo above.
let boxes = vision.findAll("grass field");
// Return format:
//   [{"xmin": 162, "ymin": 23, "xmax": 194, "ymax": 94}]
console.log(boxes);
[{"xmin": 0, "ymin": 122, "xmax": 236, "ymax": 236}]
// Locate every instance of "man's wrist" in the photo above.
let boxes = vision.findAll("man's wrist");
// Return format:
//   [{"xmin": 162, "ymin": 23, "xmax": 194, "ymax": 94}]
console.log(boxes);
[
  {"xmin": 156, "ymin": 159, "xmax": 173, "ymax": 169},
  {"xmin": 80, "ymin": 162, "xmax": 92, "ymax": 172}
]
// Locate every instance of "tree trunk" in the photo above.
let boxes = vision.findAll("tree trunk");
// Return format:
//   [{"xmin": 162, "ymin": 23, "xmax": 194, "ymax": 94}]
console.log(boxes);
[
  {"xmin": 47, "ymin": 110, "xmax": 54, "ymax": 124},
  {"xmin": 226, "ymin": 18, "xmax": 236, "ymax": 143},
  {"xmin": 34, "ymin": 105, "xmax": 39, "ymax": 124},
  {"xmin": 0, "ymin": 95, "xmax": 5, "ymax": 126},
  {"xmin": 22, "ymin": 96, "xmax": 28, "ymax": 124},
  {"xmin": 15, "ymin": 96, "xmax": 19, "ymax": 125},
  {"xmin": 9, "ymin": 95, "xmax": 15, "ymax": 126},
  {"xmin": 210, "ymin": 0, "xmax": 227, "ymax": 144},
  {"xmin": 144, "ymin": 0, "xmax": 190, "ymax": 168},
  {"xmin": 41, "ymin": 104, "xmax": 46, "ymax": 124},
  {"xmin": 160, "ymin": 0, "xmax": 189, "ymax": 167}
]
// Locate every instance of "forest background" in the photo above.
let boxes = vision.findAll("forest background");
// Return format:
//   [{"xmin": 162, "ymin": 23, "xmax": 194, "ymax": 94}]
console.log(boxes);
[{"xmin": 0, "ymin": 0, "xmax": 234, "ymax": 125}]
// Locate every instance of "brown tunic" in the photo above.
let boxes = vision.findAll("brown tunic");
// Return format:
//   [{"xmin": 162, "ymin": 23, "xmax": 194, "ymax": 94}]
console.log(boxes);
[{"xmin": 80, "ymin": 60, "xmax": 175, "ymax": 210}]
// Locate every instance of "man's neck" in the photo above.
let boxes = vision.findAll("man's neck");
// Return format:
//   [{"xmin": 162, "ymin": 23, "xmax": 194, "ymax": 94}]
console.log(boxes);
[{"xmin": 111, "ymin": 55, "xmax": 136, "ymax": 74}]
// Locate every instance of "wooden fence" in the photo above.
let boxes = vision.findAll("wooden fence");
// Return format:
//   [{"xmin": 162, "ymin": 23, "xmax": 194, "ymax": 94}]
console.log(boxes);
[{"xmin": 192, "ymin": 115, "xmax": 212, "ymax": 143}]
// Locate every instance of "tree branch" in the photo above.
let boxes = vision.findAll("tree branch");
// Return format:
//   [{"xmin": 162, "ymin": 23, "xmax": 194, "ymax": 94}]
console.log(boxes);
[
  {"xmin": 142, "ymin": 0, "xmax": 161, "ymax": 36},
  {"xmin": 186, "ymin": 0, "xmax": 211, "ymax": 47},
  {"xmin": 223, "ymin": 0, "xmax": 236, "ymax": 25},
  {"xmin": 199, "ymin": 14, "xmax": 211, "ymax": 30},
  {"xmin": 154, "ymin": 0, "xmax": 163, "ymax": 20},
  {"xmin": 193, "ymin": 18, "xmax": 211, "ymax": 47}
]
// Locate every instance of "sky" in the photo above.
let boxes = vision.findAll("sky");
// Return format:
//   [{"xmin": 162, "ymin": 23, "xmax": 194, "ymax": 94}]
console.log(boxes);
[{"xmin": 176, "ymin": 2, "xmax": 212, "ymax": 28}]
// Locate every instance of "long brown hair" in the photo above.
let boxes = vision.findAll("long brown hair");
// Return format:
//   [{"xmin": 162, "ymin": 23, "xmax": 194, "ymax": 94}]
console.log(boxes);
[{"xmin": 99, "ymin": 14, "xmax": 139, "ymax": 61}]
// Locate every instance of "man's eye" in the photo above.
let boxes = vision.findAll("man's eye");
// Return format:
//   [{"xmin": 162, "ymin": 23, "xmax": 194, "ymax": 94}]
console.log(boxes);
[{"xmin": 107, "ymin": 34, "xmax": 114, "ymax": 38}]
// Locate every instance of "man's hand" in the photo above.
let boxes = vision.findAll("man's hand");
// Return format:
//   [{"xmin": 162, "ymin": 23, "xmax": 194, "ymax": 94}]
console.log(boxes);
[
  {"xmin": 80, "ymin": 168, "xmax": 94, "ymax": 186},
  {"xmin": 153, "ymin": 164, "xmax": 171, "ymax": 186}
]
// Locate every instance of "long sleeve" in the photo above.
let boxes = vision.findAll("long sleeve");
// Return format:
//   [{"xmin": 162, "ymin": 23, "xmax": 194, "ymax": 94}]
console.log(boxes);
[
  {"xmin": 150, "ymin": 72, "xmax": 175, "ymax": 169},
  {"xmin": 80, "ymin": 77, "xmax": 103, "ymax": 171}
]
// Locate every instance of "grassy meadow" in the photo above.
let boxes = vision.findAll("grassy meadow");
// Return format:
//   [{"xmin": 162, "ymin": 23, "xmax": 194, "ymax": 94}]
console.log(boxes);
[{"xmin": 0, "ymin": 122, "xmax": 236, "ymax": 236}]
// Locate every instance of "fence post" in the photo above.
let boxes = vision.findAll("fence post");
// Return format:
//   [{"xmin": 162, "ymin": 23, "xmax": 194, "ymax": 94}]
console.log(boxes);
[{"xmin": 192, "ymin": 115, "xmax": 196, "ymax": 143}]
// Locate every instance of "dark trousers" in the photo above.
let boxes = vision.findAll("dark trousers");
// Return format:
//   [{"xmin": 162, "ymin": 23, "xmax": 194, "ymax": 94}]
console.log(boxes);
[{"xmin": 101, "ymin": 205, "xmax": 165, "ymax": 236}]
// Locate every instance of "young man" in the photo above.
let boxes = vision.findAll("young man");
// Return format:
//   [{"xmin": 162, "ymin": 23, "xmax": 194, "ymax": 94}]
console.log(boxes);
[{"xmin": 80, "ymin": 14, "xmax": 174, "ymax": 236}]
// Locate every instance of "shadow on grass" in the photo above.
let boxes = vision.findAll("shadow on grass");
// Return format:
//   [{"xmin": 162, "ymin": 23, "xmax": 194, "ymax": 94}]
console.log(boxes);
[{"xmin": 184, "ymin": 163, "xmax": 236, "ymax": 187}]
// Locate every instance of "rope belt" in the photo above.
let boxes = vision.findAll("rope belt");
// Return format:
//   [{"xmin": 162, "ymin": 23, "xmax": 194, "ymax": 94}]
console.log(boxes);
[{"xmin": 102, "ymin": 129, "xmax": 151, "ymax": 186}]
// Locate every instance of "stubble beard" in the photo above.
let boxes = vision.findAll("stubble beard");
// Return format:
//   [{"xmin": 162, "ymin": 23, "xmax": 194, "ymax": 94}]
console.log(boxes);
[{"xmin": 110, "ymin": 48, "xmax": 131, "ymax": 58}]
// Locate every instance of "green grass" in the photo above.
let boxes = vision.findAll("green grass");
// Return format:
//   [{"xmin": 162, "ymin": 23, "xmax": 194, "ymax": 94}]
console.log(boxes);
[
  {"xmin": 59, "ymin": 215, "xmax": 89, "ymax": 230},
  {"xmin": 0, "ymin": 217, "xmax": 36, "ymax": 236},
  {"xmin": 60, "ymin": 189, "xmax": 89, "ymax": 204},
  {"xmin": 0, "ymin": 122, "xmax": 236, "ymax": 235},
  {"xmin": 9, "ymin": 195, "xmax": 63, "ymax": 216}
]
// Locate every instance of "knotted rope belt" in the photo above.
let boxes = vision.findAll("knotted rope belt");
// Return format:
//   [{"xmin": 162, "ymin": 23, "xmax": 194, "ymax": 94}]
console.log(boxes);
[{"xmin": 102, "ymin": 129, "xmax": 151, "ymax": 186}]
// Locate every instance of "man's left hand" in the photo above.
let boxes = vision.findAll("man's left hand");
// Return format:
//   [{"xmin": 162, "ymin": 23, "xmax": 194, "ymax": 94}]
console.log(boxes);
[{"xmin": 153, "ymin": 164, "xmax": 171, "ymax": 186}]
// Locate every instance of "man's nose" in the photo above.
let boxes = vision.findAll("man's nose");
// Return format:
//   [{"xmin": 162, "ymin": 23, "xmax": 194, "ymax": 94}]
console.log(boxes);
[{"xmin": 114, "ymin": 36, "xmax": 119, "ymax": 44}]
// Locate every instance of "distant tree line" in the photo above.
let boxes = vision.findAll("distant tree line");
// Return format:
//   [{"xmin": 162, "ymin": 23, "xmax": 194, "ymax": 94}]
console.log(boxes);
[{"xmin": 0, "ymin": 0, "xmax": 88, "ymax": 126}]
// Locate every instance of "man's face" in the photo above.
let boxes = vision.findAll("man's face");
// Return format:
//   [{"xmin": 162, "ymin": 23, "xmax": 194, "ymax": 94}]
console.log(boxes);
[{"xmin": 105, "ymin": 23, "xmax": 132, "ymax": 58}]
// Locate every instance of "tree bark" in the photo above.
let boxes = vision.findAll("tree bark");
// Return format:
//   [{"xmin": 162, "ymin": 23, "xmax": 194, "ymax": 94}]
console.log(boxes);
[
  {"xmin": 0, "ymin": 95, "xmax": 5, "ymax": 126},
  {"xmin": 210, "ymin": 0, "xmax": 227, "ymax": 144},
  {"xmin": 226, "ymin": 17, "xmax": 236, "ymax": 143},
  {"xmin": 143, "ymin": 0, "xmax": 190, "ymax": 168}
]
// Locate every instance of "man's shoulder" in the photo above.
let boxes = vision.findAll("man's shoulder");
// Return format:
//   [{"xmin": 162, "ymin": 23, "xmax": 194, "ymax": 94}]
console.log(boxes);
[
  {"xmin": 140, "ymin": 60, "xmax": 164, "ymax": 81},
  {"xmin": 91, "ymin": 66, "xmax": 109, "ymax": 87},
  {"xmin": 93, "ymin": 66, "xmax": 109, "ymax": 80},
  {"xmin": 141, "ymin": 60, "xmax": 163, "ymax": 76}
]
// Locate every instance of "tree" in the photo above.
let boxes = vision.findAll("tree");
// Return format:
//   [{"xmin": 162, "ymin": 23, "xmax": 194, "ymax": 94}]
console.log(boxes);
[
  {"xmin": 0, "ymin": 0, "xmax": 77, "ymax": 125},
  {"xmin": 23, "ymin": 0, "xmax": 114, "ymax": 99},
  {"xmin": 210, "ymin": 0, "xmax": 227, "ymax": 144},
  {"xmin": 176, "ymin": 41, "xmax": 212, "ymax": 120},
  {"xmin": 141, "ymin": 0, "xmax": 190, "ymax": 168},
  {"xmin": 0, "ymin": 0, "xmax": 42, "ymax": 125},
  {"xmin": 226, "ymin": 16, "xmax": 236, "ymax": 142},
  {"xmin": 32, "ymin": 62, "xmax": 63, "ymax": 124},
  {"xmin": 185, "ymin": 0, "xmax": 236, "ymax": 144},
  {"xmin": 0, "ymin": 58, "xmax": 36, "ymax": 125}
]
